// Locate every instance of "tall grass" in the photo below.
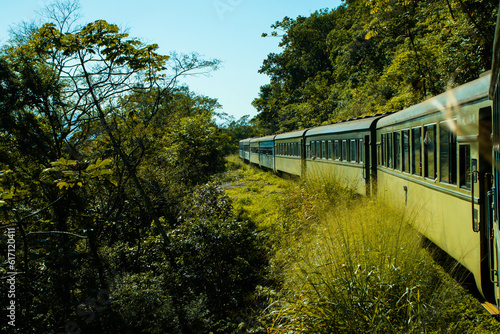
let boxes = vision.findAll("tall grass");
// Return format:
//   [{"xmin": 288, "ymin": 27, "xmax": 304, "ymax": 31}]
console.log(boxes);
[
  {"xmin": 266, "ymin": 175, "xmax": 500, "ymax": 333},
  {"xmin": 219, "ymin": 158, "xmax": 500, "ymax": 332}
]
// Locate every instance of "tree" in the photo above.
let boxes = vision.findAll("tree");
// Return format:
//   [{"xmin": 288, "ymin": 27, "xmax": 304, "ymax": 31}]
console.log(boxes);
[
  {"xmin": 253, "ymin": 0, "xmax": 498, "ymax": 131},
  {"xmin": 0, "ymin": 3, "xmax": 222, "ymax": 331}
]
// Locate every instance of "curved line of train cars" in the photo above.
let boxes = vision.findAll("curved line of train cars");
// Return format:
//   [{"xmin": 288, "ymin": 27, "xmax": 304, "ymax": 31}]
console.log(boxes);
[{"xmin": 241, "ymin": 69, "xmax": 500, "ymax": 310}]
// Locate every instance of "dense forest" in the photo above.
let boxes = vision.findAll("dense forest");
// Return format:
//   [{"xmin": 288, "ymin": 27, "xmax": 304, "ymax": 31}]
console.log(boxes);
[
  {"xmin": 253, "ymin": 0, "xmax": 498, "ymax": 134},
  {"xmin": 1, "ymin": 0, "xmax": 500, "ymax": 333}
]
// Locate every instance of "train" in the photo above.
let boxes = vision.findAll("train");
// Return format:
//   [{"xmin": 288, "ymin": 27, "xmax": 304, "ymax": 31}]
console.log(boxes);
[{"xmin": 240, "ymin": 8, "xmax": 500, "ymax": 314}]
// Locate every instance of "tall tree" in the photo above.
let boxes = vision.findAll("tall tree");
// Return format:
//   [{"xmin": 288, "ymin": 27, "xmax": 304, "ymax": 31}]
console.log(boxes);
[{"xmin": 0, "ymin": 4, "xmax": 221, "ymax": 331}]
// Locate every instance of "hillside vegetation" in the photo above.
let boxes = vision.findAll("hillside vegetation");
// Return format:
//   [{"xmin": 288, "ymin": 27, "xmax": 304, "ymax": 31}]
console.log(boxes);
[
  {"xmin": 222, "ymin": 156, "xmax": 500, "ymax": 333},
  {"xmin": 253, "ymin": 0, "xmax": 498, "ymax": 134}
]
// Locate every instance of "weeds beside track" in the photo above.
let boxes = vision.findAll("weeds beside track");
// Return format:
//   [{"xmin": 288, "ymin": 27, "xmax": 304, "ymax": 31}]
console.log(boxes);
[{"xmin": 221, "ymin": 156, "xmax": 500, "ymax": 333}]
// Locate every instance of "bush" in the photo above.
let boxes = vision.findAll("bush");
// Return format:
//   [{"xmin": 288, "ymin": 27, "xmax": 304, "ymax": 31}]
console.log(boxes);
[{"xmin": 166, "ymin": 217, "xmax": 269, "ymax": 332}]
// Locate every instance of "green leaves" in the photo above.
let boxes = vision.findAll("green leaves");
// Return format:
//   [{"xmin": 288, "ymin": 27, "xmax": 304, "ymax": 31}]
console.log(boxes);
[
  {"xmin": 43, "ymin": 157, "xmax": 116, "ymax": 190},
  {"xmin": 0, "ymin": 170, "xmax": 15, "ymax": 206},
  {"xmin": 255, "ymin": 0, "xmax": 497, "ymax": 131}
]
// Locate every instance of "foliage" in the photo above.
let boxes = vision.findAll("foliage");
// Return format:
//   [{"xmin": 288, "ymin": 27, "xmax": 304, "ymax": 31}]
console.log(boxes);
[
  {"xmin": 0, "ymin": 2, "xmax": 242, "ymax": 333},
  {"xmin": 254, "ymin": 0, "xmax": 498, "ymax": 133},
  {"xmin": 219, "ymin": 114, "xmax": 258, "ymax": 154},
  {"xmin": 94, "ymin": 179, "xmax": 270, "ymax": 333}
]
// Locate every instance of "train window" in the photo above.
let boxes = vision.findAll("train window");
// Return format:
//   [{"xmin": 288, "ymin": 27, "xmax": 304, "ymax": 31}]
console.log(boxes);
[
  {"xmin": 342, "ymin": 140, "xmax": 348, "ymax": 161},
  {"xmin": 424, "ymin": 124, "xmax": 437, "ymax": 179},
  {"xmin": 394, "ymin": 131, "xmax": 401, "ymax": 170},
  {"xmin": 402, "ymin": 130, "xmax": 410, "ymax": 173},
  {"xmin": 327, "ymin": 140, "xmax": 333, "ymax": 160},
  {"xmin": 412, "ymin": 127, "xmax": 422, "ymax": 176},
  {"xmin": 381, "ymin": 134, "xmax": 386, "ymax": 166},
  {"xmin": 377, "ymin": 144, "xmax": 381, "ymax": 165},
  {"xmin": 439, "ymin": 120, "xmax": 457, "ymax": 184},
  {"xmin": 359, "ymin": 139, "xmax": 364, "ymax": 163},
  {"xmin": 459, "ymin": 144, "xmax": 471, "ymax": 189},
  {"xmin": 334, "ymin": 140, "xmax": 340, "ymax": 160},
  {"xmin": 350, "ymin": 140, "xmax": 357, "ymax": 162},
  {"xmin": 322, "ymin": 141, "xmax": 326, "ymax": 159},
  {"xmin": 387, "ymin": 133, "xmax": 393, "ymax": 168}
]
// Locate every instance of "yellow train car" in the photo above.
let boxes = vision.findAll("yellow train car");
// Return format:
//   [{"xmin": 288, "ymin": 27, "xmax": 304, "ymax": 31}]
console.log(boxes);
[
  {"xmin": 304, "ymin": 116, "xmax": 383, "ymax": 196},
  {"xmin": 249, "ymin": 138, "xmax": 260, "ymax": 165},
  {"xmin": 376, "ymin": 73, "xmax": 494, "ymax": 300},
  {"xmin": 275, "ymin": 129, "xmax": 307, "ymax": 177},
  {"xmin": 239, "ymin": 138, "xmax": 251, "ymax": 162}
]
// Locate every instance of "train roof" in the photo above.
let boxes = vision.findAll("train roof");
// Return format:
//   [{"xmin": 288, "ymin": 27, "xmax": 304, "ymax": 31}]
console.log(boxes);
[
  {"xmin": 239, "ymin": 138, "xmax": 253, "ymax": 144},
  {"xmin": 305, "ymin": 114, "xmax": 385, "ymax": 137},
  {"xmin": 275, "ymin": 129, "xmax": 308, "ymax": 140},
  {"xmin": 378, "ymin": 73, "xmax": 490, "ymax": 128},
  {"xmin": 250, "ymin": 135, "xmax": 276, "ymax": 143}
]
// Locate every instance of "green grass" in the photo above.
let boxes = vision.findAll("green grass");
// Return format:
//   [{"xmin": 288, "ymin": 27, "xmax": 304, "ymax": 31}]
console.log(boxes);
[{"xmin": 219, "ymin": 156, "xmax": 500, "ymax": 333}]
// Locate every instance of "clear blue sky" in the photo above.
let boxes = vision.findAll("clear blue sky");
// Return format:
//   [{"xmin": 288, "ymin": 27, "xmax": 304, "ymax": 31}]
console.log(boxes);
[{"xmin": 0, "ymin": 0, "xmax": 342, "ymax": 121}]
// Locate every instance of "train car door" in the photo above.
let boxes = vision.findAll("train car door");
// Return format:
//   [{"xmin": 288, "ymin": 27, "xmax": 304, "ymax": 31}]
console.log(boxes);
[{"xmin": 477, "ymin": 107, "xmax": 497, "ymax": 307}]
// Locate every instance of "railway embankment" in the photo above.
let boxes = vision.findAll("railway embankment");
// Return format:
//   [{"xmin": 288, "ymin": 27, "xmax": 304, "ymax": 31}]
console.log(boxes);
[{"xmin": 219, "ymin": 155, "xmax": 500, "ymax": 332}]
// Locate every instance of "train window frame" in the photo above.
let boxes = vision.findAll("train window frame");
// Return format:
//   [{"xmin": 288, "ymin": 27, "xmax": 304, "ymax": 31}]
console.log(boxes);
[
  {"xmin": 322, "ymin": 140, "xmax": 327, "ymax": 159},
  {"xmin": 381, "ymin": 134, "xmax": 386, "ymax": 166},
  {"xmin": 359, "ymin": 139, "xmax": 364, "ymax": 163},
  {"xmin": 402, "ymin": 129, "xmax": 410, "ymax": 173},
  {"xmin": 439, "ymin": 120, "xmax": 457, "ymax": 185},
  {"xmin": 334, "ymin": 140, "xmax": 340, "ymax": 160},
  {"xmin": 394, "ymin": 131, "xmax": 401, "ymax": 171},
  {"xmin": 350, "ymin": 139, "xmax": 358, "ymax": 162},
  {"xmin": 387, "ymin": 133, "xmax": 393, "ymax": 168},
  {"xmin": 412, "ymin": 127, "xmax": 422, "ymax": 176},
  {"xmin": 328, "ymin": 140, "xmax": 333, "ymax": 160},
  {"xmin": 459, "ymin": 144, "xmax": 471, "ymax": 189},
  {"xmin": 377, "ymin": 144, "xmax": 381, "ymax": 166},
  {"xmin": 342, "ymin": 140, "xmax": 348, "ymax": 161},
  {"xmin": 424, "ymin": 124, "xmax": 437, "ymax": 180}
]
